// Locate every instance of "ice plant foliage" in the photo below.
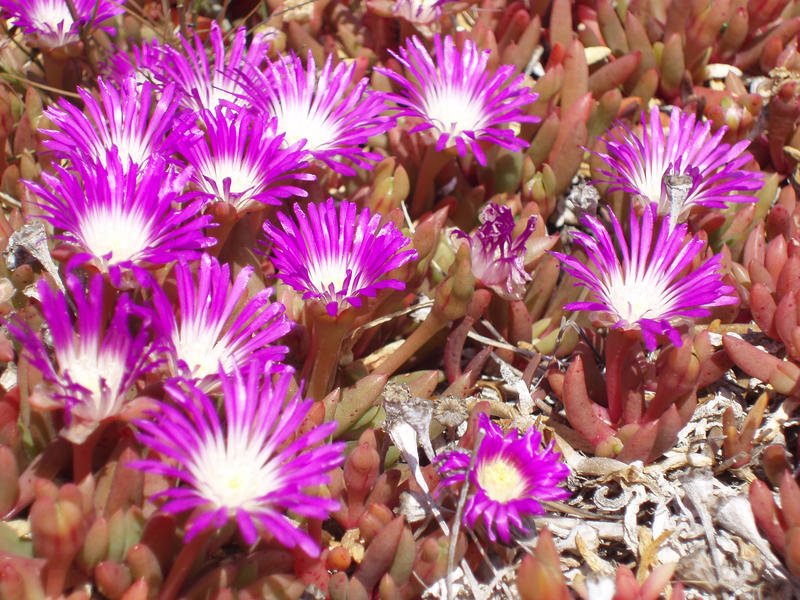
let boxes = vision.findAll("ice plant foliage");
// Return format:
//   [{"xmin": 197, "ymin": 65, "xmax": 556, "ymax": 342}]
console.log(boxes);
[
  {"xmin": 263, "ymin": 198, "xmax": 418, "ymax": 317},
  {"xmin": 437, "ymin": 413, "xmax": 570, "ymax": 544},
  {"xmin": 26, "ymin": 152, "xmax": 215, "ymax": 271},
  {"xmin": 595, "ymin": 106, "xmax": 762, "ymax": 223},
  {"xmin": 6, "ymin": 274, "xmax": 155, "ymax": 444},
  {"xmin": 43, "ymin": 77, "xmax": 193, "ymax": 170},
  {"xmin": 182, "ymin": 108, "xmax": 313, "ymax": 211},
  {"xmin": 552, "ymin": 203, "xmax": 738, "ymax": 351},
  {"xmin": 378, "ymin": 35, "xmax": 539, "ymax": 165},
  {"xmin": 0, "ymin": 0, "xmax": 122, "ymax": 48},
  {"xmin": 130, "ymin": 365, "xmax": 345, "ymax": 556},
  {"xmin": 452, "ymin": 202, "xmax": 537, "ymax": 300},
  {"xmin": 245, "ymin": 50, "xmax": 394, "ymax": 174},
  {"xmin": 151, "ymin": 254, "xmax": 293, "ymax": 388}
]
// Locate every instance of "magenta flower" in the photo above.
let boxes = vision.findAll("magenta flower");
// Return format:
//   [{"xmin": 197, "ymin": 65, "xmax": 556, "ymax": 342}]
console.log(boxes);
[
  {"xmin": 102, "ymin": 38, "xmax": 167, "ymax": 86},
  {"xmin": 26, "ymin": 152, "xmax": 215, "ymax": 272},
  {"xmin": 262, "ymin": 198, "xmax": 418, "ymax": 317},
  {"xmin": 245, "ymin": 50, "xmax": 394, "ymax": 175},
  {"xmin": 43, "ymin": 77, "xmax": 194, "ymax": 170},
  {"xmin": 130, "ymin": 365, "xmax": 345, "ymax": 555},
  {"xmin": 0, "ymin": 0, "xmax": 122, "ymax": 48},
  {"xmin": 437, "ymin": 413, "xmax": 570, "ymax": 544},
  {"xmin": 452, "ymin": 203, "xmax": 539, "ymax": 301},
  {"xmin": 595, "ymin": 106, "xmax": 762, "ymax": 224},
  {"xmin": 181, "ymin": 108, "xmax": 313, "ymax": 212},
  {"xmin": 552, "ymin": 203, "xmax": 738, "ymax": 351},
  {"xmin": 6, "ymin": 274, "xmax": 156, "ymax": 444},
  {"xmin": 151, "ymin": 254, "xmax": 293, "ymax": 389},
  {"xmin": 392, "ymin": 0, "xmax": 454, "ymax": 26},
  {"xmin": 377, "ymin": 35, "xmax": 539, "ymax": 165},
  {"xmin": 165, "ymin": 22, "xmax": 269, "ymax": 114}
]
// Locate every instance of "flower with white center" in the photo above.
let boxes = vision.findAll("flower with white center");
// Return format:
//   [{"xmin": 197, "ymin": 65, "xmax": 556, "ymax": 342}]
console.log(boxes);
[
  {"xmin": 437, "ymin": 413, "xmax": 570, "ymax": 544},
  {"xmin": 181, "ymin": 108, "xmax": 313, "ymax": 212},
  {"xmin": 130, "ymin": 364, "xmax": 345, "ymax": 555},
  {"xmin": 6, "ymin": 274, "xmax": 156, "ymax": 444},
  {"xmin": 595, "ymin": 105, "xmax": 762, "ymax": 227},
  {"xmin": 0, "ymin": 0, "xmax": 122, "ymax": 48},
  {"xmin": 551, "ymin": 203, "xmax": 738, "ymax": 351},
  {"xmin": 151, "ymin": 253, "xmax": 293, "ymax": 389},
  {"xmin": 26, "ymin": 151, "xmax": 215, "ymax": 272},
  {"xmin": 43, "ymin": 77, "xmax": 194, "ymax": 171},
  {"xmin": 377, "ymin": 34, "xmax": 539, "ymax": 165},
  {"xmin": 262, "ymin": 198, "xmax": 418, "ymax": 317},
  {"xmin": 244, "ymin": 50, "xmax": 395, "ymax": 175}
]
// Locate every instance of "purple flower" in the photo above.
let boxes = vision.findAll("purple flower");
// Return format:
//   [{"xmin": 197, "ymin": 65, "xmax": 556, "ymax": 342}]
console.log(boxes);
[
  {"xmin": 164, "ymin": 22, "xmax": 269, "ymax": 114},
  {"xmin": 0, "ymin": 0, "xmax": 122, "ymax": 48},
  {"xmin": 101, "ymin": 38, "xmax": 167, "ymax": 86},
  {"xmin": 151, "ymin": 253, "xmax": 293, "ymax": 389},
  {"xmin": 244, "ymin": 50, "xmax": 394, "ymax": 175},
  {"xmin": 130, "ymin": 364, "xmax": 345, "ymax": 555},
  {"xmin": 551, "ymin": 203, "xmax": 738, "ymax": 351},
  {"xmin": 392, "ymin": 0, "xmax": 454, "ymax": 26},
  {"xmin": 452, "ymin": 203, "xmax": 538, "ymax": 301},
  {"xmin": 42, "ymin": 77, "xmax": 194, "ymax": 170},
  {"xmin": 377, "ymin": 35, "xmax": 539, "ymax": 165},
  {"xmin": 595, "ymin": 106, "xmax": 762, "ymax": 224},
  {"xmin": 6, "ymin": 274, "xmax": 156, "ymax": 444},
  {"xmin": 181, "ymin": 108, "xmax": 313, "ymax": 212},
  {"xmin": 262, "ymin": 198, "xmax": 418, "ymax": 317},
  {"xmin": 437, "ymin": 413, "xmax": 570, "ymax": 544},
  {"xmin": 26, "ymin": 152, "xmax": 215, "ymax": 272}
]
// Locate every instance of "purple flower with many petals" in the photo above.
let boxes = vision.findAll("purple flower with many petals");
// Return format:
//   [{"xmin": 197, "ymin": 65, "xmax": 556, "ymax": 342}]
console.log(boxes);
[
  {"xmin": 245, "ymin": 51, "xmax": 394, "ymax": 175},
  {"xmin": 0, "ymin": 0, "xmax": 122, "ymax": 48},
  {"xmin": 130, "ymin": 364, "xmax": 345, "ymax": 555},
  {"xmin": 595, "ymin": 106, "xmax": 762, "ymax": 225},
  {"xmin": 452, "ymin": 203, "xmax": 538, "ymax": 301},
  {"xmin": 263, "ymin": 198, "xmax": 418, "ymax": 317},
  {"xmin": 437, "ymin": 413, "xmax": 570, "ymax": 544},
  {"xmin": 552, "ymin": 203, "xmax": 738, "ymax": 350},
  {"xmin": 26, "ymin": 152, "xmax": 215, "ymax": 272},
  {"xmin": 377, "ymin": 35, "xmax": 538, "ymax": 165},
  {"xmin": 43, "ymin": 77, "xmax": 194, "ymax": 170},
  {"xmin": 151, "ymin": 254, "xmax": 293, "ymax": 388},
  {"xmin": 6, "ymin": 274, "xmax": 156, "ymax": 444},
  {"xmin": 181, "ymin": 108, "xmax": 313, "ymax": 212}
]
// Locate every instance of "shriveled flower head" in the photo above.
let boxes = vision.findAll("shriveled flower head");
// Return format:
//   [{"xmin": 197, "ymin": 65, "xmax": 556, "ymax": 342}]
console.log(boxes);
[
  {"xmin": 0, "ymin": 0, "xmax": 122, "ymax": 48},
  {"xmin": 130, "ymin": 364, "xmax": 345, "ymax": 555},
  {"xmin": 377, "ymin": 35, "xmax": 539, "ymax": 165},
  {"xmin": 165, "ymin": 22, "xmax": 269, "ymax": 114},
  {"xmin": 437, "ymin": 413, "xmax": 570, "ymax": 544},
  {"xmin": 452, "ymin": 203, "xmax": 539, "ymax": 301},
  {"xmin": 552, "ymin": 203, "xmax": 738, "ymax": 351},
  {"xmin": 6, "ymin": 274, "xmax": 156, "ymax": 444},
  {"xmin": 43, "ymin": 77, "xmax": 194, "ymax": 170},
  {"xmin": 262, "ymin": 198, "xmax": 418, "ymax": 317},
  {"xmin": 181, "ymin": 108, "xmax": 313, "ymax": 212},
  {"xmin": 392, "ymin": 0, "xmax": 454, "ymax": 26},
  {"xmin": 595, "ymin": 106, "xmax": 762, "ymax": 226},
  {"xmin": 152, "ymin": 253, "xmax": 294, "ymax": 389},
  {"xmin": 26, "ymin": 152, "xmax": 215, "ymax": 272},
  {"xmin": 244, "ymin": 50, "xmax": 394, "ymax": 175}
]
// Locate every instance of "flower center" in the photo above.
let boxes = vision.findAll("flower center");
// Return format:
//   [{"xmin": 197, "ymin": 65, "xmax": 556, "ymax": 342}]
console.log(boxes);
[
  {"xmin": 79, "ymin": 207, "xmax": 152, "ymax": 264},
  {"xmin": 422, "ymin": 86, "xmax": 485, "ymax": 138},
  {"xmin": 306, "ymin": 256, "xmax": 351, "ymax": 296},
  {"xmin": 476, "ymin": 458, "xmax": 527, "ymax": 503},
  {"xmin": 273, "ymin": 98, "xmax": 342, "ymax": 152},
  {"xmin": 58, "ymin": 347, "xmax": 128, "ymax": 418},
  {"xmin": 174, "ymin": 329, "xmax": 230, "ymax": 380},
  {"xmin": 605, "ymin": 268, "xmax": 675, "ymax": 325},
  {"xmin": 29, "ymin": 0, "xmax": 75, "ymax": 34}
]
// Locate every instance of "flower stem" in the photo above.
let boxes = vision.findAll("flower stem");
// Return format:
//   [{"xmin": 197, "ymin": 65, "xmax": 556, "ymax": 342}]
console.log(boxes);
[
  {"xmin": 410, "ymin": 145, "xmax": 453, "ymax": 217},
  {"xmin": 305, "ymin": 315, "xmax": 350, "ymax": 401},
  {"xmin": 72, "ymin": 425, "xmax": 104, "ymax": 483},
  {"xmin": 159, "ymin": 528, "xmax": 213, "ymax": 600},
  {"xmin": 373, "ymin": 310, "xmax": 447, "ymax": 377}
]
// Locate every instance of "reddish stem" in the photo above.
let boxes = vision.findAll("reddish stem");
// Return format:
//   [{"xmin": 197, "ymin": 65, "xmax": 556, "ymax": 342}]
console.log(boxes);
[
  {"xmin": 72, "ymin": 424, "xmax": 104, "ymax": 483},
  {"xmin": 373, "ymin": 310, "xmax": 447, "ymax": 377},
  {"xmin": 159, "ymin": 528, "xmax": 213, "ymax": 600}
]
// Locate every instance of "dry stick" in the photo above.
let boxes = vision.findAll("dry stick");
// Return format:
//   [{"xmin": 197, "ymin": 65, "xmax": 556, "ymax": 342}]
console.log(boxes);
[
  {"xmin": 1, "ymin": 72, "xmax": 82, "ymax": 99},
  {"xmin": 446, "ymin": 426, "xmax": 485, "ymax": 600}
]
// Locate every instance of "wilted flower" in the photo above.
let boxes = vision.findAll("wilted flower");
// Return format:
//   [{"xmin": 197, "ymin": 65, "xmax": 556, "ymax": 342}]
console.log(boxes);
[
  {"xmin": 595, "ymin": 106, "xmax": 762, "ymax": 225},
  {"xmin": 452, "ymin": 203, "xmax": 539, "ymax": 300},
  {"xmin": 151, "ymin": 253, "xmax": 293, "ymax": 389},
  {"xmin": 6, "ymin": 274, "xmax": 156, "ymax": 444},
  {"xmin": 392, "ymin": 0, "xmax": 453, "ymax": 26},
  {"xmin": 43, "ymin": 77, "xmax": 193, "ymax": 170},
  {"xmin": 262, "ymin": 198, "xmax": 418, "ymax": 317},
  {"xmin": 552, "ymin": 203, "xmax": 738, "ymax": 351},
  {"xmin": 0, "ymin": 0, "xmax": 122, "ymax": 48},
  {"xmin": 245, "ymin": 50, "xmax": 394, "ymax": 174},
  {"xmin": 437, "ymin": 413, "xmax": 570, "ymax": 544},
  {"xmin": 130, "ymin": 364, "xmax": 345, "ymax": 556},
  {"xmin": 377, "ymin": 34, "xmax": 539, "ymax": 165},
  {"xmin": 181, "ymin": 108, "xmax": 313, "ymax": 212},
  {"xmin": 26, "ymin": 152, "xmax": 215, "ymax": 273}
]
